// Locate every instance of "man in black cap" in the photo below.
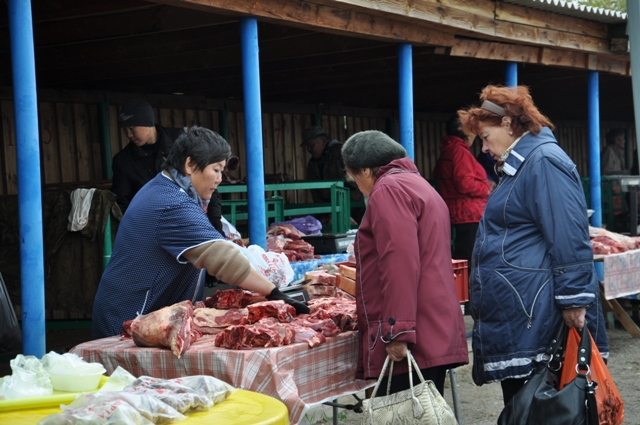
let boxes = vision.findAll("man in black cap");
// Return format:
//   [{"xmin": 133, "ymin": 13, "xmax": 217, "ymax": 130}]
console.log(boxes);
[
  {"xmin": 112, "ymin": 99, "xmax": 225, "ymax": 234},
  {"xmin": 301, "ymin": 125, "xmax": 364, "ymax": 223}
]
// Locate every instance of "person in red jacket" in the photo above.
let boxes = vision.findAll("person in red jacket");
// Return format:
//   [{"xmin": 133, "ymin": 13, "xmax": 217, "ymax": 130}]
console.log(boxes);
[
  {"xmin": 342, "ymin": 130, "xmax": 468, "ymax": 397},
  {"xmin": 432, "ymin": 116, "xmax": 491, "ymax": 263}
]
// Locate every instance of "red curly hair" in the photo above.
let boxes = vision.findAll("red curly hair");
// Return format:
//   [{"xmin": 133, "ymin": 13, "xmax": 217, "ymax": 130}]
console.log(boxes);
[{"xmin": 458, "ymin": 85, "xmax": 554, "ymax": 138}]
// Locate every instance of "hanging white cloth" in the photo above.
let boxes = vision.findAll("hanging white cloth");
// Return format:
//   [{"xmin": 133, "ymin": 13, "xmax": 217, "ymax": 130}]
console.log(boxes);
[{"xmin": 68, "ymin": 188, "xmax": 96, "ymax": 231}]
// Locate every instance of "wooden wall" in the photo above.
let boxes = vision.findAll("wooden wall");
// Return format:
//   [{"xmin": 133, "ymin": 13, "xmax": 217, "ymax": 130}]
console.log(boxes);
[{"xmin": 0, "ymin": 89, "xmax": 637, "ymax": 198}]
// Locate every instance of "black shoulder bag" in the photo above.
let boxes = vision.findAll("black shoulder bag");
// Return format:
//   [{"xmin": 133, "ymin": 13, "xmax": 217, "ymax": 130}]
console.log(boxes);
[{"xmin": 497, "ymin": 322, "xmax": 598, "ymax": 425}]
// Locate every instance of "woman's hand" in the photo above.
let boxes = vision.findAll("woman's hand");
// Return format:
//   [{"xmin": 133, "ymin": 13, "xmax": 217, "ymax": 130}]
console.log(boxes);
[
  {"xmin": 386, "ymin": 340, "xmax": 408, "ymax": 362},
  {"xmin": 562, "ymin": 307, "xmax": 586, "ymax": 329}
]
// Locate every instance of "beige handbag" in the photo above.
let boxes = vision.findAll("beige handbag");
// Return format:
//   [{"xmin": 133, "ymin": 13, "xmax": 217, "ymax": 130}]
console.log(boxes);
[{"xmin": 362, "ymin": 350, "xmax": 458, "ymax": 425}]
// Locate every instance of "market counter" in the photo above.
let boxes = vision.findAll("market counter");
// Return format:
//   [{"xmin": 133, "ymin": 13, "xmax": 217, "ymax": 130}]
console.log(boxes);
[
  {"xmin": 0, "ymin": 389, "xmax": 289, "ymax": 425},
  {"xmin": 69, "ymin": 331, "xmax": 372, "ymax": 425}
]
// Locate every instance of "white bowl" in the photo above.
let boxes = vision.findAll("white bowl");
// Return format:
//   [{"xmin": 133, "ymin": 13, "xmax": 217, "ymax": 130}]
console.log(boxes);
[{"xmin": 49, "ymin": 372, "xmax": 104, "ymax": 392}]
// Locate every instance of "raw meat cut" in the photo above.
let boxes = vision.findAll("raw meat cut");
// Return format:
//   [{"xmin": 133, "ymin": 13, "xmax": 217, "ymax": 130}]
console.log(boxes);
[
  {"xmin": 247, "ymin": 300, "xmax": 296, "ymax": 323},
  {"xmin": 304, "ymin": 270, "xmax": 336, "ymax": 286},
  {"xmin": 292, "ymin": 325, "xmax": 326, "ymax": 347},
  {"xmin": 291, "ymin": 315, "xmax": 341, "ymax": 337},
  {"xmin": 308, "ymin": 298, "xmax": 357, "ymax": 331},
  {"xmin": 267, "ymin": 224, "xmax": 305, "ymax": 240},
  {"xmin": 591, "ymin": 236, "xmax": 628, "ymax": 253},
  {"xmin": 214, "ymin": 323, "xmax": 289, "ymax": 349},
  {"xmin": 203, "ymin": 289, "xmax": 265, "ymax": 309},
  {"xmin": 192, "ymin": 307, "xmax": 249, "ymax": 334},
  {"xmin": 127, "ymin": 300, "xmax": 196, "ymax": 358}
]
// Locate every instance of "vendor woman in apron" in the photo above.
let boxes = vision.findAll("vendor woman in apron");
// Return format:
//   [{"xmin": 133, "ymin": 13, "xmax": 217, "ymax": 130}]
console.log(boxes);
[{"xmin": 92, "ymin": 126, "xmax": 308, "ymax": 339}]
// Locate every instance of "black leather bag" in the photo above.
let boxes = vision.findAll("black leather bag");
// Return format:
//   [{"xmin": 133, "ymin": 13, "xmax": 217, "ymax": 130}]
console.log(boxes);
[{"xmin": 497, "ymin": 322, "xmax": 598, "ymax": 425}]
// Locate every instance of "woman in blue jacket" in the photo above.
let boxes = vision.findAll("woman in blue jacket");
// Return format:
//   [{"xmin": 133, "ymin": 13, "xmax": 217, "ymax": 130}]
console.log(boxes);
[{"xmin": 458, "ymin": 85, "xmax": 608, "ymax": 405}]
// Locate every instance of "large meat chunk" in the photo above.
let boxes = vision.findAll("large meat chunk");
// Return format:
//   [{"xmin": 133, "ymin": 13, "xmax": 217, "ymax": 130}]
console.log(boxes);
[
  {"xmin": 128, "ymin": 300, "xmax": 196, "ymax": 358},
  {"xmin": 214, "ymin": 323, "xmax": 290, "ymax": 349},
  {"xmin": 192, "ymin": 307, "xmax": 249, "ymax": 334},
  {"xmin": 247, "ymin": 300, "xmax": 296, "ymax": 323},
  {"xmin": 203, "ymin": 289, "xmax": 265, "ymax": 309}
]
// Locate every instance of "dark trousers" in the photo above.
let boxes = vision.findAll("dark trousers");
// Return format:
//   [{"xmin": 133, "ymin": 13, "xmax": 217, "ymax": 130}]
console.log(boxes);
[
  {"xmin": 453, "ymin": 222, "xmax": 479, "ymax": 262},
  {"xmin": 375, "ymin": 364, "xmax": 448, "ymax": 397},
  {"xmin": 500, "ymin": 377, "xmax": 528, "ymax": 405}
]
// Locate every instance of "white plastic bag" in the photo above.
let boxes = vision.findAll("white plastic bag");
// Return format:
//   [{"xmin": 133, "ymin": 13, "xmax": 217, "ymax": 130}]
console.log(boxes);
[
  {"xmin": 221, "ymin": 216, "xmax": 242, "ymax": 241},
  {"xmin": 242, "ymin": 244, "xmax": 294, "ymax": 287},
  {"xmin": 0, "ymin": 355, "xmax": 53, "ymax": 399},
  {"xmin": 41, "ymin": 351, "xmax": 106, "ymax": 376}
]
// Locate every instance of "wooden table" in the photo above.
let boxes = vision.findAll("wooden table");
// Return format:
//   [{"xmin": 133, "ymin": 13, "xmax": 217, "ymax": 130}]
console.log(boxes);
[{"xmin": 594, "ymin": 248, "xmax": 640, "ymax": 337}]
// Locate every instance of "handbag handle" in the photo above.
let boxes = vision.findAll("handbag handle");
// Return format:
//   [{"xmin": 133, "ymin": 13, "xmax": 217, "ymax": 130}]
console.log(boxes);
[
  {"xmin": 370, "ymin": 350, "xmax": 426, "ymax": 397},
  {"xmin": 575, "ymin": 321, "xmax": 592, "ymax": 375},
  {"xmin": 545, "ymin": 320, "xmax": 592, "ymax": 375}
]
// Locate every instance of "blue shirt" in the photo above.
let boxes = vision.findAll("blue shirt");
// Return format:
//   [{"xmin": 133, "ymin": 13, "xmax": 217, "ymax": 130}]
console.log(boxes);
[{"xmin": 92, "ymin": 172, "xmax": 223, "ymax": 339}]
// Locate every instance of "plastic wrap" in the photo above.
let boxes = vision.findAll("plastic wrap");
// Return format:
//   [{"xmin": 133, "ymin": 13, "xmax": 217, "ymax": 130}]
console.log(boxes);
[
  {"xmin": 123, "ymin": 376, "xmax": 213, "ymax": 413},
  {"xmin": 0, "ymin": 355, "xmax": 52, "ymax": 400},
  {"xmin": 62, "ymin": 391, "xmax": 185, "ymax": 424},
  {"xmin": 38, "ymin": 399, "xmax": 153, "ymax": 425},
  {"xmin": 170, "ymin": 375, "xmax": 235, "ymax": 405}
]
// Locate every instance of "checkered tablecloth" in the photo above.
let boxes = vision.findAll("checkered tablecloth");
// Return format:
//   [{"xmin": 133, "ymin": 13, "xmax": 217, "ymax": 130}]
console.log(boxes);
[
  {"xmin": 600, "ymin": 248, "xmax": 640, "ymax": 300},
  {"xmin": 70, "ymin": 331, "xmax": 372, "ymax": 424}
]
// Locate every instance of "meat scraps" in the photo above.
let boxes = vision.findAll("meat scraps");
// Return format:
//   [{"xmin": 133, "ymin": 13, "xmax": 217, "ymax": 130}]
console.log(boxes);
[
  {"xmin": 214, "ymin": 298, "xmax": 356, "ymax": 349},
  {"xmin": 247, "ymin": 300, "xmax": 296, "ymax": 323},
  {"xmin": 126, "ymin": 300, "xmax": 197, "ymax": 358},
  {"xmin": 203, "ymin": 289, "xmax": 265, "ymax": 309}
]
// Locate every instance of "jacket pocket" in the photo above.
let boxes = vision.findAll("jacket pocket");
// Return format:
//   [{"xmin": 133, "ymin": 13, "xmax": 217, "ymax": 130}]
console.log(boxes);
[
  {"xmin": 489, "ymin": 269, "xmax": 551, "ymax": 330},
  {"xmin": 367, "ymin": 321, "xmax": 382, "ymax": 351}
]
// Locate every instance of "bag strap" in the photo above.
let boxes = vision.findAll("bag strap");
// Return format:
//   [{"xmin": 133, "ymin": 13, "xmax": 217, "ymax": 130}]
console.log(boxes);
[
  {"xmin": 576, "ymin": 321, "xmax": 592, "ymax": 373},
  {"xmin": 368, "ymin": 350, "xmax": 425, "ymax": 398},
  {"xmin": 546, "ymin": 321, "xmax": 568, "ymax": 371},
  {"xmin": 371, "ymin": 355, "xmax": 393, "ymax": 398}
]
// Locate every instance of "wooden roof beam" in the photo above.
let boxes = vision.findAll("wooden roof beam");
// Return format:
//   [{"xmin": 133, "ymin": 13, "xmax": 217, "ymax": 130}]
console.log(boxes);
[
  {"xmin": 451, "ymin": 38, "xmax": 629, "ymax": 76},
  {"xmin": 152, "ymin": 0, "xmax": 457, "ymax": 47}
]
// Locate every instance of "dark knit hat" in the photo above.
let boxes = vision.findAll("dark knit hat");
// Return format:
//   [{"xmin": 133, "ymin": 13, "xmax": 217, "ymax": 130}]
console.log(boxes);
[
  {"xmin": 341, "ymin": 130, "xmax": 406, "ymax": 170},
  {"xmin": 301, "ymin": 125, "xmax": 329, "ymax": 146},
  {"xmin": 118, "ymin": 99, "xmax": 155, "ymax": 127}
]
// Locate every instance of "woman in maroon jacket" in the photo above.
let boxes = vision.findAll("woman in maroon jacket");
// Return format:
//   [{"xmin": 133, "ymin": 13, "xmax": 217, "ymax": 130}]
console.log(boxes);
[
  {"xmin": 432, "ymin": 116, "xmax": 491, "ymax": 263},
  {"xmin": 342, "ymin": 130, "xmax": 469, "ymax": 396}
]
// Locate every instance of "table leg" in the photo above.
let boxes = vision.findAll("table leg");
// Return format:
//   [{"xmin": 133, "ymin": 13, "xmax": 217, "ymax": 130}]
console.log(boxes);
[
  {"xmin": 599, "ymin": 282, "xmax": 640, "ymax": 338},
  {"xmin": 448, "ymin": 369, "xmax": 462, "ymax": 424}
]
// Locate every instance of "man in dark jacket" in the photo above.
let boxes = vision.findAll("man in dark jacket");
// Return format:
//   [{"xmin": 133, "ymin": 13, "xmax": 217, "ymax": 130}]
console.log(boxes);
[
  {"xmin": 112, "ymin": 99, "xmax": 225, "ymax": 234},
  {"xmin": 302, "ymin": 125, "xmax": 364, "ymax": 223}
]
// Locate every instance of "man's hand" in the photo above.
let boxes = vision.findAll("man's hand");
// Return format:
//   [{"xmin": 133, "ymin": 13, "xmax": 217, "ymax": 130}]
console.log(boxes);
[
  {"xmin": 386, "ymin": 340, "xmax": 408, "ymax": 362},
  {"xmin": 562, "ymin": 307, "xmax": 586, "ymax": 329},
  {"xmin": 266, "ymin": 287, "xmax": 310, "ymax": 315}
]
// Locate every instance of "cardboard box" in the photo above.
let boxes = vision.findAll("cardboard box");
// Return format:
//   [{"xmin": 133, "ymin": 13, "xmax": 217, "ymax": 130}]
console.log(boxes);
[
  {"xmin": 339, "ymin": 264, "xmax": 356, "ymax": 280},
  {"xmin": 335, "ymin": 273, "xmax": 356, "ymax": 296}
]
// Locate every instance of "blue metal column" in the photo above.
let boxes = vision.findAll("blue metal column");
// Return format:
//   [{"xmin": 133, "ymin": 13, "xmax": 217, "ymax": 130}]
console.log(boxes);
[
  {"xmin": 505, "ymin": 62, "xmax": 518, "ymax": 87},
  {"xmin": 628, "ymin": 1, "xmax": 640, "ymax": 172},
  {"xmin": 8, "ymin": 0, "xmax": 46, "ymax": 357},
  {"xmin": 587, "ymin": 70, "xmax": 604, "ymax": 280},
  {"xmin": 398, "ymin": 44, "xmax": 414, "ymax": 160},
  {"xmin": 240, "ymin": 17, "xmax": 266, "ymax": 248}
]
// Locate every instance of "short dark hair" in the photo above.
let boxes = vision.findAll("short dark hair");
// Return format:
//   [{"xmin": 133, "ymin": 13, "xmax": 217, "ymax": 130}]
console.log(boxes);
[
  {"xmin": 446, "ymin": 115, "xmax": 466, "ymax": 139},
  {"xmin": 163, "ymin": 126, "xmax": 231, "ymax": 174},
  {"xmin": 606, "ymin": 128, "xmax": 625, "ymax": 145}
]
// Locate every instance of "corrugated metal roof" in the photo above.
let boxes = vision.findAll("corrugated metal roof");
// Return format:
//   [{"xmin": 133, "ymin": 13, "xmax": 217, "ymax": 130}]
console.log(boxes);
[{"xmin": 503, "ymin": 0, "xmax": 627, "ymax": 24}]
